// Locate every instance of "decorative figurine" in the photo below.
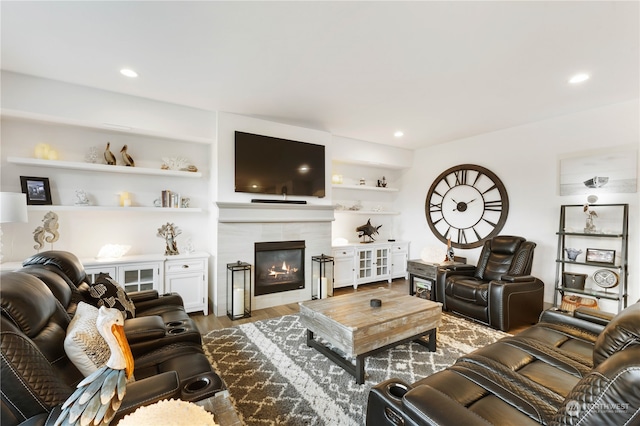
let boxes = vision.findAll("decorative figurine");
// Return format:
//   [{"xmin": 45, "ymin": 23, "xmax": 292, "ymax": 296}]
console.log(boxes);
[
  {"xmin": 85, "ymin": 146, "xmax": 98, "ymax": 163},
  {"xmin": 74, "ymin": 190, "xmax": 90, "ymax": 206},
  {"xmin": 104, "ymin": 142, "xmax": 116, "ymax": 165},
  {"xmin": 444, "ymin": 238, "xmax": 455, "ymax": 262},
  {"xmin": 33, "ymin": 226, "xmax": 45, "ymax": 251},
  {"xmin": 356, "ymin": 219, "xmax": 382, "ymax": 243},
  {"xmin": 377, "ymin": 176, "xmax": 387, "ymax": 188},
  {"xmin": 161, "ymin": 157, "xmax": 198, "ymax": 172},
  {"xmin": 121, "ymin": 144, "xmax": 135, "ymax": 167},
  {"xmin": 157, "ymin": 222, "xmax": 182, "ymax": 255},
  {"xmin": 583, "ymin": 204, "xmax": 598, "ymax": 233},
  {"xmin": 564, "ymin": 248, "xmax": 582, "ymax": 262},
  {"xmin": 42, "ymin": 211, "xmax": 60, "ymax": 247}
]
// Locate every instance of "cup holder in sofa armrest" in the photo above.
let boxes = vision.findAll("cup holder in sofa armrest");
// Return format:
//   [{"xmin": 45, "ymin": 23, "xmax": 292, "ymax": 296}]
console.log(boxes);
[
  {"xmin": 181, "ymin": 373, "xmax": 225, "ymax": 402},
  {"xmin": 387, "ymin": 383, "xmax": 409, "ymax": 400},
  {"xmin": 168, "ymin": 327, "xmax": 187, "ymax": 335},
  {"xmin": 166, "ymin": 320, "xmax": 185, "ymax": 327},
  {"xmin": 124, "ymin": 315, "xmax": 166, "ymax": 343}
]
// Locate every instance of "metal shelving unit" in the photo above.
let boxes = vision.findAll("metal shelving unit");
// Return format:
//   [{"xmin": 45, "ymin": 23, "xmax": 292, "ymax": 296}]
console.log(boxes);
[{"xmin": 553, "ymin": 204, "xmax": 629, "ymax": 313}]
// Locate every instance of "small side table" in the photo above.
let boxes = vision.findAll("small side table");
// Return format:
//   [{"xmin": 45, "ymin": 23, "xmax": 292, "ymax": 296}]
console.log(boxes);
[{"xmin": 407, "ymin": 259, "xmax": 465, "ymax": 300}]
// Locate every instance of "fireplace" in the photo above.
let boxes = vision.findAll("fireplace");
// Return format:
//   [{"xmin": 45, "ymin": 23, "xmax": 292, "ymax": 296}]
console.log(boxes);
[{"xmin": 254, "ymin": 240, "xmax": 305, "ymax": 296}]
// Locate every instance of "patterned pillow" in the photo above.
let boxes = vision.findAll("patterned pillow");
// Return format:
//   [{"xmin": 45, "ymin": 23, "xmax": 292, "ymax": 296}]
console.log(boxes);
[
  {"xmin": 64, "ymin": 302, "xmax": 109, "ymax": 376},
  {"xmin": 86, "ymin": 273, "xmax": 135, "ymax": 319}
]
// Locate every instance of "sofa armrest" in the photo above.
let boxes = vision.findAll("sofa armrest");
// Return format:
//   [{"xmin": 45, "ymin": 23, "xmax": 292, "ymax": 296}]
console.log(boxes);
[
  {"xmin": 501, "ymin": 274, "xmax": 535, "ymax": 283},
  {"xmin": 124, "ymin": 315, "xmax": 166, "ymax": 344},
  {"xmin": 441, "ymin": 264, "xmax": 476, "ymax": 273},
  {"xmin": 404, "ymin": 385, "xmax": 493, "ymax": 426},
  {"xmin": 489, "ymin": 278, "xmax": 544, "ymax": 331},
  {"xmin": 539, "ymin": 308, "xmax": 607, "ymax": 336},
  {"xmin": 128, "ymin": 290, "xmax": 160, "ymax": 303},
  {"xmin": 573, "ymin": 307, "xmax": 614, "ymax": 326},
  {"xmin": 44, "ymin": 372, "xmax": 181, "ymax": 426}
]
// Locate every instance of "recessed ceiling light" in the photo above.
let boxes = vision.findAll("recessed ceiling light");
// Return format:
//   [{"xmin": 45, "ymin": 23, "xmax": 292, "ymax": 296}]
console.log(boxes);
[
  {"xmin": 569, "ymin": 73, "xmax": 589, "ymax": 84},
  {"xmin": 120, "ymin": 68, "xmax": 138, "ymax": 78},
  {"xmin": 394, "ymin": 131, "xmax": 404, "ymax": 138}
]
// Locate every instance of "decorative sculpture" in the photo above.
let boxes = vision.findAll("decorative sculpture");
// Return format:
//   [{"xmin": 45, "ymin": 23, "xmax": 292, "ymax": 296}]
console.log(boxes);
[
  {"xmin": 43, "ymin": 211, "xmax": 60, "ymax": 245},
  {"xmin": 121, "ymin": 144, "xmax": 135, "ymax": 167},
  {"xmin": 583, "ymin": 204, "xmax": 598, "ymax": 233},
  {"xmin": 356, "ymin": 219, "xmax": 382, "ymax": 243},
  {"xmin": 55, "ymin": 307, "xmax": 133, "ymax": 426},
  {"xmin": 104, "ymin": 142, "xmax": 116, "ymax": 165},
  {"xmin": 444, "ymin": 238, "xmax": 455, "ymax": 262},
  {"xmin": 157, "ymin": 222, "xmax": 182, "ymax": 255},
  {"xmin": 564, "ymin": 248, "xmax": 582, "ymax": 262},
  {"xmin": 33, "ymin": 226, "xmax": 45, "ymax": 251},
  {"xmin": 75, "ymin": 189, "xmax": 90, "ymax": 206}
]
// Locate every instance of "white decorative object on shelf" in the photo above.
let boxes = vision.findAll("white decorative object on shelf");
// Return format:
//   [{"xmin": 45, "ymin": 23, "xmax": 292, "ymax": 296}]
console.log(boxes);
[
  {"xmin": 85, "ymin": 146, "xmax": 98, "ymax": 163},
  {"xmin": 96, "ymin": 244, "xmax": 131, "ymax": 260},
  {"xmin": 75, "ymin": 190, "xmax": 90, "ymax": 206}
]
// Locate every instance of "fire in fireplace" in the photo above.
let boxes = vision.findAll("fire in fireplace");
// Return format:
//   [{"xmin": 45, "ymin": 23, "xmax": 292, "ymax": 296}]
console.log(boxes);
[{"xmin": 255, "ymin": 240, "xmax": 305, "ymax": 296}]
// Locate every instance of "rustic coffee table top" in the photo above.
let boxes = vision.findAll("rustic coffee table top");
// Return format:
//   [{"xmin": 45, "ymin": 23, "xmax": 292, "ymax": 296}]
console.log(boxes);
[{"xmin": 299, "ymin": 288, "xmax": 442, "ymax": 357}]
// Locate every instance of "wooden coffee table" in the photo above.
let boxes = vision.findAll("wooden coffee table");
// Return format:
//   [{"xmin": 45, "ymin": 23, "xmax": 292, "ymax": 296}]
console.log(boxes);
[{"xmin": 298, "ymin": 288, "xmax": 442, "ymax": 384}]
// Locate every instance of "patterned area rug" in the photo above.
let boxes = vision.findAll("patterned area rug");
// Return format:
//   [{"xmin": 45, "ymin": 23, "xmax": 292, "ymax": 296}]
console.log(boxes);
[{"xmin": 203, "ymin": 313, "xmax": 510, "ymax": 426}]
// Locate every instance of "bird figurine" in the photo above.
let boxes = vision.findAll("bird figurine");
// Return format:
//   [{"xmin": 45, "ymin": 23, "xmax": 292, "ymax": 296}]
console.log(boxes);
[
  {"xmin": 120, "ymin": 145, "xmax": 135, "ymax": 167},
  {"xmin": 104, "ymin": 142, "xmax": 116, "ymax": 165},
  {"xmin": 55, "ymin": 307, "xmax": 134, "ymax": 426}
]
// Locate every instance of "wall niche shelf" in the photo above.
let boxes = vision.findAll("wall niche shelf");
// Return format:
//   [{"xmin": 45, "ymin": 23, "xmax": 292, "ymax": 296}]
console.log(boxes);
[
  {"xmin": 331, "ymin": 184, "xmax": 398, "ymax": 192},
  {"xmin": 334, "ymin": 209, "xmax": 399, "ymax": 215},
  {"xmin": 27, "ymin": 205, "xmax": 203, "ymax": 213},
  {"xmin": 7, "ymin": 157, "xmax": 202, "ymax": 178}
]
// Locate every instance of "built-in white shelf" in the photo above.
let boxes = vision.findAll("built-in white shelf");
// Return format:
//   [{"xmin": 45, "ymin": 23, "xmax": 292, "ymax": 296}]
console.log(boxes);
[
  {"xmin": 7, "ymin": 157, "xmax": 203, "ymax": 178},
  {"xmin": 332, "ymin": 184, "xmax": 398, "ymax": 192},
  {"xmin": 334, "ymin": 209, "xmax": 399, "ymax": 215},
  {"xmin": 27, "ymin": 205, "xmax": 203, "ymax": 213},
  {"xmin": 1, "ymin": 109, "xmax": 213, "ymax": 144}
]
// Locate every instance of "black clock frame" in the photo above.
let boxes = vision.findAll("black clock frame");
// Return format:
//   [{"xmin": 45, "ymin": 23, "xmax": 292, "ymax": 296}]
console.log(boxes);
[{"xmin": 425, "ymin": 164, "xmax": 509, "ymax": 249}]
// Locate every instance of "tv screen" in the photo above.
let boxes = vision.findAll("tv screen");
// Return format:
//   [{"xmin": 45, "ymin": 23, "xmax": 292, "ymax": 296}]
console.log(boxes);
[{"xmin": 234, "ymin": 131, "xmax": 325, "ymax": 197}]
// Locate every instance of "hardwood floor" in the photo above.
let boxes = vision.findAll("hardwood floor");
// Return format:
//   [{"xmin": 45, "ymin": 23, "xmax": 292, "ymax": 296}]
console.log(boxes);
[{"xmin": 189, "ymin": 278, "xmax": 544, "ymax": 335}]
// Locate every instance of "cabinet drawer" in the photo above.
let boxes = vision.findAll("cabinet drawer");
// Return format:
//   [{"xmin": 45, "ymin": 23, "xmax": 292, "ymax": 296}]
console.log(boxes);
[
  {"xmin": 391, "ymin": 245, "xmax": 407, "ymax": 252},
  {"xmin": 165, "ymin": 259, "xmax": 206, "ymax": 273},
  {"xmin": 332, "ymin": 248, "xmax": 355, "ymax": 258}
]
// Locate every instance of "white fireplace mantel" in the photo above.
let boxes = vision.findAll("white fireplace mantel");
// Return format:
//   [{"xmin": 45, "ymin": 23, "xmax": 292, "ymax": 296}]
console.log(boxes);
[{"xmin": 216, "ymin": 202, "xmax": 335, "ymax": 223}]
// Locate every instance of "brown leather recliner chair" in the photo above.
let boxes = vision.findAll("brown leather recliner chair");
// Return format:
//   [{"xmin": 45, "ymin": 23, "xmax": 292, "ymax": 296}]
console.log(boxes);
[{"xmin": 436, "ymin": 235, "xmax": 544, "ymax": 331}]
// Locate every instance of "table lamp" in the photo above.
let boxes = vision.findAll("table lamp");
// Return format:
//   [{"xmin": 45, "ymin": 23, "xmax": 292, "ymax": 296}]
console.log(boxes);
[{"xmin": 0, "ymin": 192, "xmax": 29, "ymax": 262}]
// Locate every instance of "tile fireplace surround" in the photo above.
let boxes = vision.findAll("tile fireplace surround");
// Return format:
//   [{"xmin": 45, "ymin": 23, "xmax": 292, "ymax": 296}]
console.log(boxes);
[{"xmin": 215, "ymin": 202, "xmax": 334, "ymax": 316}]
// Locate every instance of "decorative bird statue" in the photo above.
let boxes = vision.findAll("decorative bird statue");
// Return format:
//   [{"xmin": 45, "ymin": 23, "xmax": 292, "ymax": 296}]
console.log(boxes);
[
  {"xmin": 55, "ymin": 307, "xmax": 134, "ymax": 426},
  {"xmin": 104, "ymin": 142, "xmax": 116, "ymax": 165},
  {"xmin": 120, "ymin": 145, "xmax": 135, "ymax": 167}
]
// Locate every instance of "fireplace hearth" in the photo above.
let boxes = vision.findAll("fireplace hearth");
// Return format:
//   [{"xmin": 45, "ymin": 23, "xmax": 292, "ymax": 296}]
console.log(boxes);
[{"xmin": 255, "ymin": 240, "xmax": 305, "ymax": 296}]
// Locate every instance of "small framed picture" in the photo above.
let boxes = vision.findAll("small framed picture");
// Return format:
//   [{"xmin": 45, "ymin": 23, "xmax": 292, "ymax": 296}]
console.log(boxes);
[
  {"xmin": 20, "ymin": 176, "xmax": 52, "ymax": 205},
  {"xmin": 585, "ymin": 248, "xmax": 616, "ymax": 264}
]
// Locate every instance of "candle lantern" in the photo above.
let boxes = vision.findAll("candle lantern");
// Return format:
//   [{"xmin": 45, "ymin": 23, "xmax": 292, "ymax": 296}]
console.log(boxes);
[
  {"xmin": 311, "ymin": 254, "xmax": 334, "ymax": 300},
  {"xmin": 227, "ymin": 261, "xmax": 251, "ymax": 320}
]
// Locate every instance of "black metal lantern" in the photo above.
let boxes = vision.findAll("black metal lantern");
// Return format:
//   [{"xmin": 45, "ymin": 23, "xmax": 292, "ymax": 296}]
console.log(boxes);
[
  {"xmin": 311, "ymin": 254, "xmax": 334, "ymax": 299},
  {"xmin": 227, "ymin": 261, "xmax": 251, "ymax": 320}
]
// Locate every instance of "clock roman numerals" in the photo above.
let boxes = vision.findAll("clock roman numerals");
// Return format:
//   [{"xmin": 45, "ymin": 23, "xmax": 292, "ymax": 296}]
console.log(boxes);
[
  {"xmin": 484, "ymin": 200, "xmax": 503, "ymax": 211},
  {"xmin": 454, "ymin": 170, "xmax": 468, "ymax": 185}
]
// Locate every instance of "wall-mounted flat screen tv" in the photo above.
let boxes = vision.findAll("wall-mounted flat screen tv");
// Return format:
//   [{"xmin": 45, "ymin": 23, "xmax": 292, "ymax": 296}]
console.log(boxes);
[{"xmin": 234, "ymin": 131, "xmax": 325, "ymax": 198}]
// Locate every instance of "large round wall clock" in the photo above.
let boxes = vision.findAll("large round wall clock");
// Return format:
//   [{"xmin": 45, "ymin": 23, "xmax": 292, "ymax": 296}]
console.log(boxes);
[{"xmin": 425, "ymin": 164, "xmax": 509, "ymax": 249}]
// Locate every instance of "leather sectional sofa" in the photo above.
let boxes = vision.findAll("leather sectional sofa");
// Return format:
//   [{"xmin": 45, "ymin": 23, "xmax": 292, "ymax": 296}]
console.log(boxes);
[
  {"xmin": 367, "ymin": 302, "xmax": 640, "ymax": 425},
  {"xmin": 1, "ymin": 251, "xmax": 223, "ymax": 426}
]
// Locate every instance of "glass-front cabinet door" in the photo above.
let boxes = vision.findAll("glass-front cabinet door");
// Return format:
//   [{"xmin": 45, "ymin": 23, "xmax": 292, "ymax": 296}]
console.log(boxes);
[
  {"xmin": 120, "ymin": 263, "xmax": 161, "ymax": 293},
  {"xmin": 357, "ymin": 249, "xmax": 373, "ymax": 281},
  {"xmin": 375, "ymin": 248, "xmax": 389, "ymax": 277}
]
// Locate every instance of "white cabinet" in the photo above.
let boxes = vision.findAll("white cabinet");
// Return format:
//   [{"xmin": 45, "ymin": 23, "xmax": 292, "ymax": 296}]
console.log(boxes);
[
  {"xmin": 331, "ymin": 246, "xmax": 356, "ymax": 290},
  {"xmin": 84, "ymin": 255, "xmax": 164, "ymax": 293},
  {"xmin": 83, "ymin": 252, "xmax": 210, "ymax": 314},
  {"xmin": 165, "ymin": 255, "xmax": 208, "ymax": 314},
  {"xmin": 332, "ymin": 241, "xmax": 409, "ymax": 289},
  {"xmin": 390, "ymin": 243, "xmax": 409, "ymax": 279}
]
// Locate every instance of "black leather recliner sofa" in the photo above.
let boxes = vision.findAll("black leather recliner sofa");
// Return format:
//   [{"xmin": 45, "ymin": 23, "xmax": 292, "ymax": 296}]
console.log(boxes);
[
  {"xmin": 367, "ymin": 302, "xmax": 640, "ymax": 425},
  {"xmin": 1, "ymin": 251, "xmax": 223, "ymax": 426},
  {"xmin": 436, "ymin": 235, "xmax": 544, "ymax": 331}
]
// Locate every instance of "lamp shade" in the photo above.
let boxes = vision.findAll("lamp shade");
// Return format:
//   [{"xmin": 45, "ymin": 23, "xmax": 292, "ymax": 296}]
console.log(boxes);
[{"xmin": 0, "ymin": 192, "xmax": 28, "ymax": 223}]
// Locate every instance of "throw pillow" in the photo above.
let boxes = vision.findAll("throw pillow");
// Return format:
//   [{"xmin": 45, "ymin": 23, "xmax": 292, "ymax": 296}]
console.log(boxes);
[
  {"xmin": 86, "ymin": 273, "xmax": 135, "ymax": 319},
  {"xmin": 64, "ymin": 302, "xmax": 109, "ymax": 376}
]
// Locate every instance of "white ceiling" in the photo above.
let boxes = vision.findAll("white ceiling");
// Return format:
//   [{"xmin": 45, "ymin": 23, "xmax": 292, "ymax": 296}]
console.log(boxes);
[{"xmin": 1, "ymin": 1, "xmax": 638, "ymax": 149}]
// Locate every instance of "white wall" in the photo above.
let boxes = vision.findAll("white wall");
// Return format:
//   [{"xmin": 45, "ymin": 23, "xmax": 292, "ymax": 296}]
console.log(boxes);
[{"xmin": 398, "ymin": 100, "xmax": 640, "ymax": 313}]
